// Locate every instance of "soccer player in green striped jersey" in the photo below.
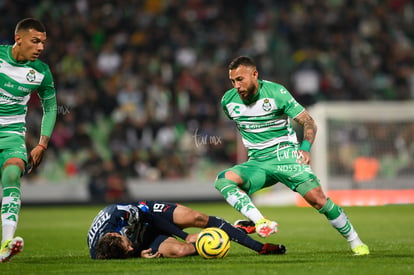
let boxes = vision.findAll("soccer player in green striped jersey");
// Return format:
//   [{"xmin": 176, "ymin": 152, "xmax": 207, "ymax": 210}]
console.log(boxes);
[
  {"xmin": 0, "ymin": 18, "xmax": 57, "ymax": 263},
  {"xmin": 215, "ymin": 56, "xmax": 369, "ymax": 255}
]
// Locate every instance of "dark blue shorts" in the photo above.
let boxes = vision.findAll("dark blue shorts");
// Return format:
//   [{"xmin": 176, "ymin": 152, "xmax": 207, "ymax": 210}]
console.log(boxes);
[{"xmin": 139, "ymin": 201, "xmax": 178, "ymax": 253}]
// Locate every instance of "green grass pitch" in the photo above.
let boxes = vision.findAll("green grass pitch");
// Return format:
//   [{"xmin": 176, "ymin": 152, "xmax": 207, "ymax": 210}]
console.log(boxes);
[{"xmin": 0, "ymin": 203, "xmax": 413, "ymax": 275}]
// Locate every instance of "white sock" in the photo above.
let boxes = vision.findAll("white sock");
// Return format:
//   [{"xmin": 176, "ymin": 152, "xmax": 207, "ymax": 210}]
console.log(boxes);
[
  {"xmin": 240, "ymin": 206, "xmax": 264, "ymax": 224},
  {"xmin": 2, "ymin": 223, "xmax": 16, "ymax": 242},
  {"xmin": 329, "ymin": 212, "xmax": 362, "ymax": 248},
  {"xmin": 2, "ymin": 196, "xmax": 20, "ymax": 241}
]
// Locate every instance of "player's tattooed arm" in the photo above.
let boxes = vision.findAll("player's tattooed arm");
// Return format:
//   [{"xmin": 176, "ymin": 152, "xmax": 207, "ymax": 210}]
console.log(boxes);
[{"xmin": 294, "ymin": 110, "xmax": 317, "ymax": 144}]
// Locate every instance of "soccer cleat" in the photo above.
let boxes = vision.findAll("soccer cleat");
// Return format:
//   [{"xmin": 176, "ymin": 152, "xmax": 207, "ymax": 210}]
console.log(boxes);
[
  {"xmin": 0, "ymin": 237, "xmax": 24, "ymax": 263},
  {"xmin": 259, "ymin": 243, "xmax": 286, "ymax": 255},
  {"xmin": 255, "ymin": 218, "xmax": 278, "ymax": 238},
  {"xmin": 352, "ymin": 244, "xmax": 370, "ymax": 256},
  {"xmin": 234, "ymin": 220, "xmax": 256, "ymax": 234}
]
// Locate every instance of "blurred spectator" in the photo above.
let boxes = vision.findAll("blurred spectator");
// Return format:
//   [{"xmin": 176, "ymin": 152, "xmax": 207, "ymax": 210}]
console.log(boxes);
[
  {"xmin": 114, "ymin": 79, "xmax": 146, "ymax": 124},
  {"xmin": 3, "ymin": 0, "xmax": 411, "ymax": 193},
  {"xmin": 87, "ymin": 158, "xmax": 130, "ymax": 203},
  {"xmin": 97, "ymin": 40, "xmax": 122, "ymax": 76}
]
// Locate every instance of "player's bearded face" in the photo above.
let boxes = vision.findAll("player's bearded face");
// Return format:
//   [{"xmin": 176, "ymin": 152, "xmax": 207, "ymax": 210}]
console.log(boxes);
[{"xmin": 229, "ymin": 65, "xmax": 258, "ymax": 101}]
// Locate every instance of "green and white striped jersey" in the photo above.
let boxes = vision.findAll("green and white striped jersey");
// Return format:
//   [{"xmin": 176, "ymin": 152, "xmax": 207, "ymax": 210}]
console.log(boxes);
[
  {"xmin": 0, "ymin": 45, "xmax": 56, "ymax": 137},
  {"xmin": 221, "ymin": 79, "xmax": 305, "ymax": 159}
]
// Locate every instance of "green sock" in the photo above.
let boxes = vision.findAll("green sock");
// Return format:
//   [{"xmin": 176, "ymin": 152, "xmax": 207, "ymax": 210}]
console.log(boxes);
[
  {"xmin": 318, "ymin": 198, "xmax": 359, "ymax": 245},
  {"xmin": 1, "ymin": 165, "xmax": 22, "ymax": 240},
  {"xmin": 318, "ymin": 198, "xmax": 342, "ymax": 220},
  {"xmin": 214, "ymin": 178, "xmax": 263, "ymax": 223}
]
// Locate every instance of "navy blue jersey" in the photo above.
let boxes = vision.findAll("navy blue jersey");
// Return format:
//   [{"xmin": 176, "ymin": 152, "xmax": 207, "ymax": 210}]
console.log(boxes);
[{"xmin": 87, "ymin": 201, "xmax": 179, "ymax": 259}]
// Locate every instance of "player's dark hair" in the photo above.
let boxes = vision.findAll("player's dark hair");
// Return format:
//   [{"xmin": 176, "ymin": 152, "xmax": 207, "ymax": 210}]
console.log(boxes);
[
  {"xmin": 228, "ymin": 56, "xmax": 256, "ymax": 70},
  {"xmin": 96, "ymin": 234, "xmax": 130, "ymax": 260},
  {"xmin": 15, "ymin": 18, "xmax": 46, "ymax": 34}
]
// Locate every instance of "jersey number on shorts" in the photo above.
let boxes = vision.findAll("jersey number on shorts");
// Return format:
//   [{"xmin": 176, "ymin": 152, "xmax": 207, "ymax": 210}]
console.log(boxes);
[{"xmin": 153, "ymin": 203, "xmax": 166, "ymax": 212}]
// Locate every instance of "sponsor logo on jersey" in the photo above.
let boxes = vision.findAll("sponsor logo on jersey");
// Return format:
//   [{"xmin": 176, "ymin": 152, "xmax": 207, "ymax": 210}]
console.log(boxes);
[
  {"xmin": 26, "ymin": 69, "xmax": 36, "ymax": 82},
  {"xmin": 232, "ymin": 105, "xmax": 240, "ymax": 114},
  {"xmin": 239, "ymin": 120, "xmax": 279, "ymax": 130},
  {"xmin": 0, "ymin": 92, "xmax": 25, "ymax": 103}
]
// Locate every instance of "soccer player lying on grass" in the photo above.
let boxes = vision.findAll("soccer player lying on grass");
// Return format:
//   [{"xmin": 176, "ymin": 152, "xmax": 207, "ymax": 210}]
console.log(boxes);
[{"xmin": 87, "ymin": 201, "xmax": 286, "ymax": 259}]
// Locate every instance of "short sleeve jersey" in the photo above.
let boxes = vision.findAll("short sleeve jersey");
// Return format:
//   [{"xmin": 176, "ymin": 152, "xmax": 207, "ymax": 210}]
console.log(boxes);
[
  {"xmin": 0, "ymin": 45, "xmax": 56, "ymax": 136},
  {"xmin": 221, "ymin": 79, "xmax": 305, "ymax": 159}
]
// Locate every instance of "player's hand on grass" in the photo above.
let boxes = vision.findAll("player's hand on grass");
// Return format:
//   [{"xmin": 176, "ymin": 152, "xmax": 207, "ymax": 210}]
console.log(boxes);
[
  {"xmin": 141, "ymin": 248, "xmax": 161, "ymax": 258},
  {"xmin": 185, "ymin": 233, "xmax": 199, "ymax": 243}
]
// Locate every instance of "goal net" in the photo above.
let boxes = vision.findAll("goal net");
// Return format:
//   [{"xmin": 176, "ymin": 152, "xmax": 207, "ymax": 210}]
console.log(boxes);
[
  {"xmin": 306, "ymin": 101, "xmax": 414, "ymax": 206},
  {"xmin": 254, "ymin": 101, "xmax": 414, "ymax": 206}
]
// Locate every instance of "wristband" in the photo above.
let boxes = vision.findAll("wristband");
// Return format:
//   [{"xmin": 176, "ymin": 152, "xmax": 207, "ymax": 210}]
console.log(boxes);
[
  {"xmin": 37, "ymin": 144, "xmax": 47, "ymax": 150},
  {"xmin": 299, "ymin": 140, "xmax": 312, "ymax": 152}
]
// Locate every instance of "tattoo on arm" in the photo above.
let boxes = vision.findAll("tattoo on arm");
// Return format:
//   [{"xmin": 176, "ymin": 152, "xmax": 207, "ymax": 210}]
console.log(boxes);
[{"xmin": 294, "ymin": 111, "xmax": 317, "ymax": 144}]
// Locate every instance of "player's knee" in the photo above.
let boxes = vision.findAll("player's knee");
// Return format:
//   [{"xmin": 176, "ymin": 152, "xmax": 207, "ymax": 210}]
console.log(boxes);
[
  {"xmin": 3, "ymin": 158, "xmax": 25, "ymax": 172},
  {"xmin": 214, "ymin": 170, "xmax": 241, "ymax": 191},
  {"xmin": 193, "ymin": 211, "xmax": 209, "ymax": 227},
  {"xmin": 221, "ymin": 170, "xmax": 242, "ymax": 183},
  {"xmin": 214, "ymin": 177, "xmax": 236, "ymax": 193}
]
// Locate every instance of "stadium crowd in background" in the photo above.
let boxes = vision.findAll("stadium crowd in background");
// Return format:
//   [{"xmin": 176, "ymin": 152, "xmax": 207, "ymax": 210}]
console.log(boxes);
[{"xmin": 0, "ymin": 0, "xmax": 413, "ymax": 202}]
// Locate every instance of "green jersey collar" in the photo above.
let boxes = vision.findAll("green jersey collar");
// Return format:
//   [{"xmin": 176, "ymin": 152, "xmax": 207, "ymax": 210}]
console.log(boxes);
[{"xmin": 7, "ymin": 45, "xmax": 30, "ymax": 66}]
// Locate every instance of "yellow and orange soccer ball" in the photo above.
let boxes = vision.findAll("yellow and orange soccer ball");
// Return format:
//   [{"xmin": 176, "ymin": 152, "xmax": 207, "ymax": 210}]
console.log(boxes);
[{"xmin": 195, "ymin": 227, "xmax": 230, "ymax": 259}]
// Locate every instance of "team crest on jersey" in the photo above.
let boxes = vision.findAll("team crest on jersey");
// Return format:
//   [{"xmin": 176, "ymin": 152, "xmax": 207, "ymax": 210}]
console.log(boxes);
[
  {"xmin": 26, "ymin": 69, "xmax": 36, "ymax": 82},
  {"xmin": 262, "ymin": 98, "xmax": 272, "ymax": 112}
]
